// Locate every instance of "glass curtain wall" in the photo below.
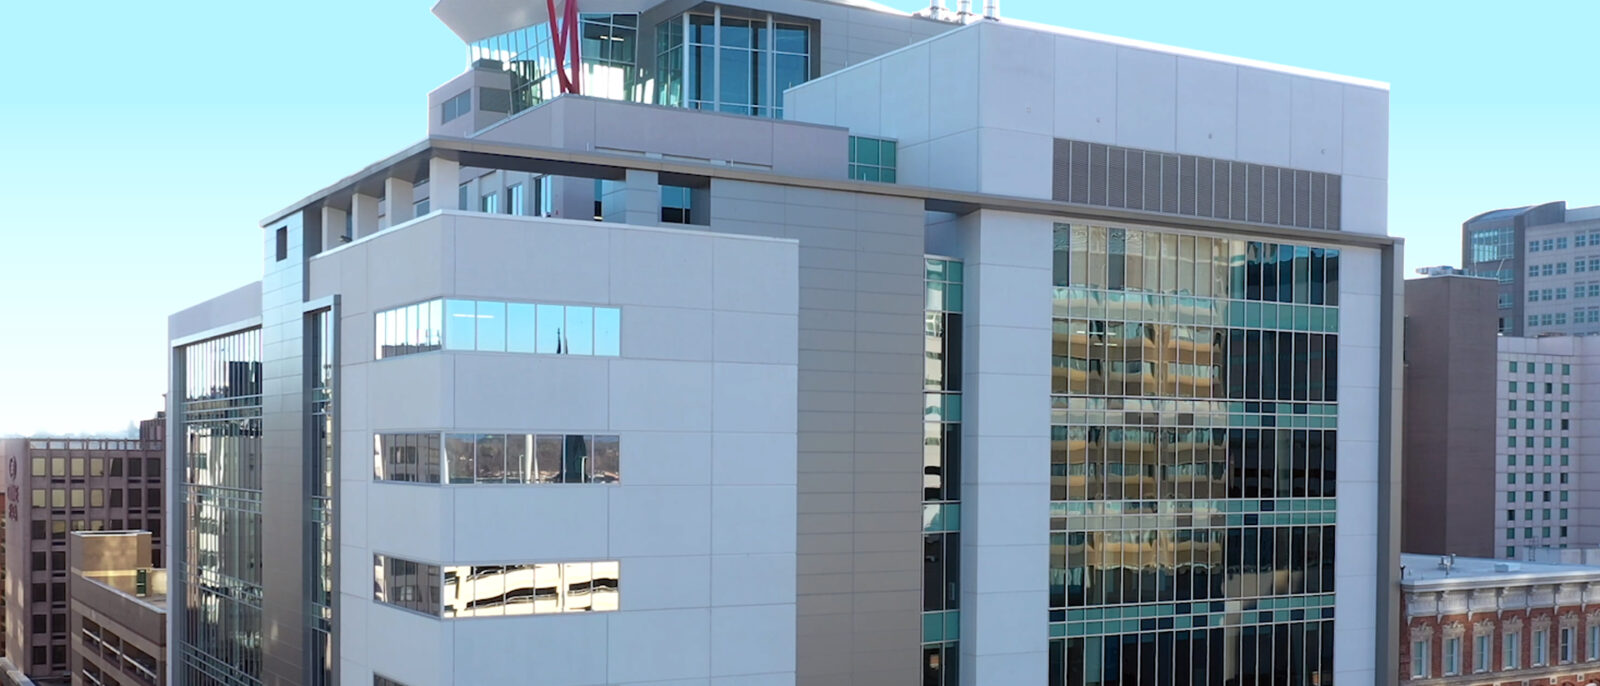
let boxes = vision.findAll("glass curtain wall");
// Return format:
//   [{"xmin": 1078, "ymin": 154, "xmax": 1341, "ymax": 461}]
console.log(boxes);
[
  {"xmin": 178, "ymin": 329, "xmax": 265, "ymax": 686},
  {"xmin": 924, "ymin": 258, "xmax": 963, "ymax": 686},
  {"xmin": 1048, "ymin": 225, "xmax": 1341, "ymax": 686},
  {"xmin": 306, "ymin": 310, "xmax": 335, "ymax": 686},
  {"xmin": 580, "ymin": 13, "xmax": 639, "ymax": 101},
  {"xmin": 470, "ymin": 14, "xmax": 640, "ymax": 114},
  {"xmin": 657, "ymin": 8, "xmax": 810, "ymax": 118}
]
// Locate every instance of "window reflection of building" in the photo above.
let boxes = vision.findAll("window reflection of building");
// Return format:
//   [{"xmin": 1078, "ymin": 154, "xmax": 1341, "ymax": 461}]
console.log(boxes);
[
  {"xmin": 178, "ymin": 329, "xmax": 266, "ymax": 685},
  {"xmin": 1048, "ymin": 224, "xmax": 1340, "ymax": 685},
  {"xmin": 375, "ymin": 298, "xmax": 621, "ymax": 359},
  {"xmin": 374, "ymin": 556, "xmax": 619, "ymax": 617},
  {"xmin": 469, "ymin": 14, "xmax": 641, "ymax": 113},
  {"xmin": 376, "ymin": 432, "xmax": 620, "ymax": 485},
  {"xmin": 923, "ymin": 258, "xmax": 962, "ymax": 686}
]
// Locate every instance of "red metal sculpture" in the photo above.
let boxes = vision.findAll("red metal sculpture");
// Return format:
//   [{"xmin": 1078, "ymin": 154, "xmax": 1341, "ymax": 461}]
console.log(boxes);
[{"xmin": 545, "ymin": 0, "xmax": 583, "ymax": 94}]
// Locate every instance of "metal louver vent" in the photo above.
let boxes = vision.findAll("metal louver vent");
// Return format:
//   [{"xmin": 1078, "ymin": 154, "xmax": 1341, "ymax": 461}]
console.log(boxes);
[{"xmin": 1050, "ymin": 138, "xmax": 1344, "ymax": 231}]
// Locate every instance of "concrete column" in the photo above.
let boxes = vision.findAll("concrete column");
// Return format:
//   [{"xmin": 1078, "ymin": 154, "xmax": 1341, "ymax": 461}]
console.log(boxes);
[
  {"xmin": 957, "ymin": 209, "xmax": 1053, "ymax": 686},
  {"xmin": 351, "ymin": 193, "xmax": 379, "ymax": 239},
  {"xmin": 689, "ymin": 185, "xmax": 712, "ymax": 226},
  {"xmin": 601, "ymin": 169, "xmax": 661, "ymax": 225},
  {"xmin": 550, "ymin": 176, "xmax": 598, "ymax": 221},
  {"xmin": 383, "ymin": 177, "xmax": 415, "ymax": 228},
  {"xmin": 428, "ymin": 157, "xmax": 462, "ymax": 210},
  {"xmin": 320, "ymin": 206, "xmax": 349, "ymax": 249}
]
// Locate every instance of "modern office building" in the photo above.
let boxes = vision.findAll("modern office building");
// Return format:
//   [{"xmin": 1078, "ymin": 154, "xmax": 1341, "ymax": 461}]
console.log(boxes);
[
  {"xmin": 1401, "ymin": 275, "xmax": 1498, "ymax": 558},
  {"xmin": 68, "ymin": 530, "xmax": 167, "ymax": 686},
  {"xmin": 1399, "ymin": 553, "xmax": 1600, "ymax": 684},
  {"xmin": 165, "ymin": 1, "xmax": 1400, "ymax": 684},
  {"xmin": 0, "ymin": 415, "xmax": 165, "ymax": 681},
  {"xmin": 1461, "ymin": 201, "xmax": 1600, "ymax": 336}
]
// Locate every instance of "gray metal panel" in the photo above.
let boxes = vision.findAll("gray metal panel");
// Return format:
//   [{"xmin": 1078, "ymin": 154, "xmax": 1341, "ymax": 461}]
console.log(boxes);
[
  {"xmin": 1228, "ymin": 161, "xmax": 1247, "ymax": 222},
  {"xmin": 1107, "ymin": 146, "xmax": 1126, "ymax": 209},
  {"xmin": 1142, "ymin": 151, "xmax": 1161, "ymax": 212},
  {"xmin": 709, "ymin": 179, "xmax": 925, "ymax": 686},
  {"xmin": 1263, "ymin": 166, "xmax": 1281, "ymax": 226},
  {"xmin": 1050, "ymin": 139, "xmax": 1070, "ymax": 204},
  {"xmin": 1123, "ymin": 150, "xmax": 1143, "ymax": 211},
  {"xmin": 1245, "ymin": 164, "xmax": 1264, "ymax": 224},
  {"xmin": 1159, "ymin": 153, "xmax": 1179, "ymax": 214},
  {"xmin": 259, "ymin": 211, "xmax": 311, "ymax": 686},
  {"xmin": 1049, "ymin": 138, "xmax": 1346, "ymax": 232},
  {"xmin": 1069, "ymin": 141, "xmax": 1090, "ymax": 205},
  {"xmin": 1377, "ymin": 243, "xmax": 1404, "ymax": 686}
]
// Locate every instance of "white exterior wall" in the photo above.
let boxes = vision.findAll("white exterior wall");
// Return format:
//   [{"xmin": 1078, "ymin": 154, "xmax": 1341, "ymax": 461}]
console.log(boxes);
[
  {"xmin": 955, "ymin": 210, "xmax": 1053, "ymax": 684},
  {"xmin": 1494, "ymin": 335, "xmax": 1600, "ymax": 558},
  {"xmin": 1332, "ymin": 245, "xmax": 1385, "ymax": 685},
  {"xmin": 785, "ymin": 20, "xmax": 1390, "ymax": 237},
  {"xmin": 310, "ymin": 212, "xmax": 800, "ymax": 686}
]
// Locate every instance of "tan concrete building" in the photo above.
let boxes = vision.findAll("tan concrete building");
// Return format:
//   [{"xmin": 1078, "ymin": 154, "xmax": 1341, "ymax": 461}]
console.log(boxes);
[
  {"xmin": 67, "ymin": 531, "xmax": 165, "ymax": 686},
  {"xmin": 0, "ymin": 415, "xmax": 165, "ymax": 680}
]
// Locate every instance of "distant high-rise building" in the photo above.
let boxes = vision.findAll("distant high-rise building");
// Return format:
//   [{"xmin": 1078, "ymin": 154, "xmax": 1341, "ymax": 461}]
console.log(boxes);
[
  {"xmin": 1461, "ymin": 201, "xmax": 1600, "ymax": 335},
  {"xmin": 1404, "ymin": 273, "xmax": 1600, "ymax": 561},
  {"xmin": 165, "ymin": 1, "xmax": 1400, "ymax": 684},
  {"xmin": 0, "ymin": 413, "xmax": 165, "ymax": 680}
]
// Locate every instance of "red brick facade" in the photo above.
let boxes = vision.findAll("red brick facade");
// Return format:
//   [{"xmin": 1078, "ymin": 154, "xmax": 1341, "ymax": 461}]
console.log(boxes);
[{"xmin": 1402, "ymin": 605, "xmax": 1600, "ymax": 685}]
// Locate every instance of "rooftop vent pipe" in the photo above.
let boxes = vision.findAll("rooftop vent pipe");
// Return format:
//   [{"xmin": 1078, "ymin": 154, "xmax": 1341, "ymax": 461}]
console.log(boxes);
[
  {"xmin": 955, "ymin": 0, "xmax": 972, "ymax": 20},
  {"xmin": 983, "ymin": 0, "xmax": 998, "ymax": 19}
]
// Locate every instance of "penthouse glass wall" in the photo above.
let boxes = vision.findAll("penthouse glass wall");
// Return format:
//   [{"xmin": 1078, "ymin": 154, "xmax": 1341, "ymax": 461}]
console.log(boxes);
[
  {"xmin": 177, "ymin": 328, "xmax": 265, "ymax": 686},
  {"xmin": 655, "ymin": 7, "xmax": 811, "ymax": 117},
  {"xmin": 1049, "ymin": 225, "xmax": 1340, "ymax": 686},
  {"xmin": 469, "ymin": 13, "xmax": 641, "ymax": 112}
]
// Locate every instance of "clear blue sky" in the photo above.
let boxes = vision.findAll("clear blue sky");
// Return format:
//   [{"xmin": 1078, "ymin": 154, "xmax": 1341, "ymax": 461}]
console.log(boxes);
[{"xmin": 0, "ymin": 0, "xmax": 1596, "ymax": 435}]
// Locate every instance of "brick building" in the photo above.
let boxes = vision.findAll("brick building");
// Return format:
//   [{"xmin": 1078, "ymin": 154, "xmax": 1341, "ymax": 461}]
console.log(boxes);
[{"xmin": 1402, "ymin": 553, "xmax": 1600, "ymax": 684}]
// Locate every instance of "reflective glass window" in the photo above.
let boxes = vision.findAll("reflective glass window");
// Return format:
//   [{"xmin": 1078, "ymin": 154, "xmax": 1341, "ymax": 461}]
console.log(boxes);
[
  {"xmin": 507, "ymin": 303, "xmax": 537, "ymax": 353},
  {"xmin": 444, "ymin": 299, "xmax": 477, "ymax": 350},
  {"xmin": 476, "ymin": 434, "xmax": 507, "ymax": 483},
  {"xmin": 566, "ymin": 307, "xmax": 595, "ymax": 355},
  {"xmin": 446, "ymin": 434, "xmax": 476, "ymax": 484},
  {"xmin": 536, "ymin": 435, "xmax": 565, "ymax": 482},
  {"xmin": 475, "ymin": 301, "xmax": 506, "ymax": 351},
  {"xmin": 536, "ymin": 304, "xmax": 565, "ymax": 353},
  {"xmin": 595, "ymin": 308, "xmax": 621, "ymax": 356},
  {"xmin": 591, "ymin": 435, "xmax": 620, "ymax": 483}
]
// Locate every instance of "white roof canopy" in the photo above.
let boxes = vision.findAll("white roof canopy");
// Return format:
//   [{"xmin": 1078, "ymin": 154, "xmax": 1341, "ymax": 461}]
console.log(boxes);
[{"xmin": 432, "ymin": 0, "xmax": 655, "ymax": 43}]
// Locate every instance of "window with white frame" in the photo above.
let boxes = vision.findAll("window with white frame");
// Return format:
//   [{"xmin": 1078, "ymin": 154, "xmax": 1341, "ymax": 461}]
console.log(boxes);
[
  {"xmin": 1412, "ymin": 639, "xmax": 1430, "ymax": 678},
  {"xmin": 1474, "ymin": 633, "xmax": 1490, "ymax": 672},
  {"xmin": 1444, "ymin": 636, "xmax": 1461, "ymax": 675},
  {"xmin": 1535, "ymin": 629, "xmax": 1549, "ymax": 666},
  {"xmin": 1506, "ymin": 631, "xmax": 1521, "ymax": 669}
]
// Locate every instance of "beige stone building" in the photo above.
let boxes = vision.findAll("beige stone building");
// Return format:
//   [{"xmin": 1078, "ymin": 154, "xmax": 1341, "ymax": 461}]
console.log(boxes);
[{"xmin": 67, "ymin": 531, "xmax": 164, "ymax": 686}]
